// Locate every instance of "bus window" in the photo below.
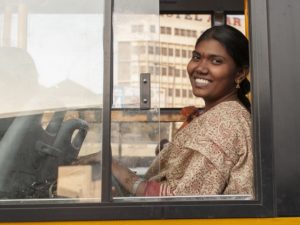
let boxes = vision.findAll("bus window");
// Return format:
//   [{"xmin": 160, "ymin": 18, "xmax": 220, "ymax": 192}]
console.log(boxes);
[
  {"xmin": 0, "ymin": 0, "xmax": 277, "ymax": 221},
  {"xmin": 159, "ymin": 14, "xmax": 211, "ymax": 108},
  {"xmin": 0, "ymin": 0, "xmax": 104, "ymax": 203},
  {"xmin": 226, "ymin": 14, "xmax": 246, "ymax": 34},
  {"xmin": 111, "ymin": 0, "xmax": 160, "ymax": 198},
  {"xmin": 111, "ymin": 13, "xmax": 212, "ymax": 201},
  {"xmin": 111, "ymin": 7, "xmax": 254, "ymax": 200},
  {"xmin": 112, "ymin": 14, "xmax": 211, "ymax": 110}
]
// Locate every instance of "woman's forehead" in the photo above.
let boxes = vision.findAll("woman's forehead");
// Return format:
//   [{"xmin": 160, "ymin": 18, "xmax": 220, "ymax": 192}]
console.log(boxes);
[{"xmin": 195, "ymin": 39, "xmax": 229, "ymax": 58}]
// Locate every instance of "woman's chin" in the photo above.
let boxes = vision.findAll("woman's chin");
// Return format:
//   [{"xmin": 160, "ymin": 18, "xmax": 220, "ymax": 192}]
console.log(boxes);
[{"xmin": 192, "ymin": 90, "xmax": 206, "ymax": 98}]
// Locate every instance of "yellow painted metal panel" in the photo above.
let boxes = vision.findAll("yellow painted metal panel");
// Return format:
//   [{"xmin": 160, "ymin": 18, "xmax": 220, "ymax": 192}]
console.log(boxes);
[
  {"xmin": 2, "ymin": 218, "xmax": 300, "ymax": 225},
  {"xmin": 244, "ymin": 0, "xmax": 249, "ymax": 38},
  {"xmin": 244, "ymin": 0, "xmax": 251, "ymax": 102}
]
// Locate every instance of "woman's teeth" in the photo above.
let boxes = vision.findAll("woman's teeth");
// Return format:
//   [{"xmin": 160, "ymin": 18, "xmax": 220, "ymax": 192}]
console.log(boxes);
[{"xmin": 195, "ymin": 78, "xmax": 209, "ymax": 86}]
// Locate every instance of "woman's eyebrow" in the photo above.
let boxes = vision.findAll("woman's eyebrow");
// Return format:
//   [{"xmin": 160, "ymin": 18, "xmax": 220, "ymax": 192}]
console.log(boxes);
[
  {"xmin": 208, "ymin": 54, "xmax": 225, "ymax": 58},
  {"xmin": 193, "ymin": 50, "xmax": 224, "ymax": 59},
  {"xmin": 192, "ymin": 50, "xmax": 201, "ymax": 56}
]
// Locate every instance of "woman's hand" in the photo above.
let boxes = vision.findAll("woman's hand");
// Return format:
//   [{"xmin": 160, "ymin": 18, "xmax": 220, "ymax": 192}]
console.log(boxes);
[
  {"xmin": 72, "ymin": 152, "xmax": 101, "ymax": 165},
  {"xmin": 112, "ymin": 159, "xmax": 146, "ymax": 196}
]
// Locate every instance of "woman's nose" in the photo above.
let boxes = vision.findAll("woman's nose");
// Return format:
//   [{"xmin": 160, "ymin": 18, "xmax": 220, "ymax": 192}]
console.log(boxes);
[{"xmin": 195, "ymin": 61, "xmax": 208, "ymax": 74}]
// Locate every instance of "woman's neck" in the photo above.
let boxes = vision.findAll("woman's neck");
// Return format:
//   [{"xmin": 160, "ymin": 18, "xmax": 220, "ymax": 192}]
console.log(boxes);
[{"xmin": 204, "ymin": 91, "xmax": 238, "ymax": 112}]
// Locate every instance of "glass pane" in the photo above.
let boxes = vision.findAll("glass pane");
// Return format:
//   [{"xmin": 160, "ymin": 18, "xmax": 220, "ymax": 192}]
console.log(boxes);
[
  {"xmin": 112, "ymin": 12, "xmax": 211, "ymax": 110},
  {"xmin": 112, "ymin": 14, "xmax": 211, "ymax": 201},
  {"xmin": 112, "ymin": 0, "xmax": 160, "ymax": 200},
  {"xmin": 112, "ymin": 10, "xmax": 254, "ymax": 201},
  {"xmin": 226, "ymin": 14, "xmax": 246, "ymax": 35},
  {"xmin": 0, "ymin": 0, "xmax": 104, "ymax": 204},
  {"xmin": 159, "ymin": 14, "xmax": 211, "ymax": 108}
]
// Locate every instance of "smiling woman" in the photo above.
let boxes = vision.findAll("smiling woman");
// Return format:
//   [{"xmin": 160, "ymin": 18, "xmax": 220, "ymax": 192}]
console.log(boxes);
[
  {"xmin": 188, "ymin": 25, "xmax": 250, "ymax": 112},
  {"xmin": 3, "ymin": 0, "xmax": 300, "ymax": 222},
  {"xmin": 110, "ymin": 25, "xmax": 254, "ymax": 198}
]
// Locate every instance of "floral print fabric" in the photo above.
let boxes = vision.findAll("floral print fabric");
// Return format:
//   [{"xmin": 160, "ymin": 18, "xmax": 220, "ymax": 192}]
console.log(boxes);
[{"xmin": 145, "ymin": 101, "xmax": 254, "ymax": 197}]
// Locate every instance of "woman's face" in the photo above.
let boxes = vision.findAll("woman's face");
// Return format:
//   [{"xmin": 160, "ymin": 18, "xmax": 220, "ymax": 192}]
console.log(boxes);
[{"xmin": 187, "ymin": 39, "xmax": 241, "ymax": 106}]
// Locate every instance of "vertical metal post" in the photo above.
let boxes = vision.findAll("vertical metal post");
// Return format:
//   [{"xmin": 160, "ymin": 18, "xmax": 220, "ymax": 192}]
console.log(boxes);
[
  {"xmin": 3, "ymin": 6, "xmax": 12, "ymax": 47},
  {"xmin": 101, "ymin": 0, "xmax": 113, "ymax": 202},
  {"xmin": 18, "ymin": 3, "xmax": 28, "ymax": 49},
  {"xmin": 212, "ymin": 11, "xmax": 226, "ymax": 26},
  {"xmin": 249, "ymin": 0, "xmax": 273, "ymax": 210}
]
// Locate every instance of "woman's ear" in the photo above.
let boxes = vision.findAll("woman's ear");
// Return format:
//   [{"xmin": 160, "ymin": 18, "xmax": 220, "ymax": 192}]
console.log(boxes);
[{"xmin": 235, "ymin": 66, "xmax": 249, "ymax": 83}]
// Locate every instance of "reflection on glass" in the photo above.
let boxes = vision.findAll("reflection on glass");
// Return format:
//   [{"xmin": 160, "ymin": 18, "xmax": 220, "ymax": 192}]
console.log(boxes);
[
  {"xmin": 113, "ymin": 0, "xmax": 160, "ymax": 109},
  {"xmin": 111, "ymin": 0, "xmax": 160, "ymax": 199},
  {"xmin": 113, "ymin": 14, "xmax": 211, "ymax": 109},
  {"xmin": 226, "ymin": 14, "xmax": 246, "ymax": 35},
  {"xmin": 111, "ymin": 121, "xmax": 159, "ymax": 178},
  {"xmin": 112, "ymin": 14, "xmax": 254, "ymax": 201},
  {"xmin": 111, "ymin": 12, "xmax": 209, "ymax": 200},
  {"xmin": 158, "ymin": 14, "xmax": 210, "ymax": 108},
  {"xmin": 0, "ymin": 0, "xmax": 103, "ymax": 203}
]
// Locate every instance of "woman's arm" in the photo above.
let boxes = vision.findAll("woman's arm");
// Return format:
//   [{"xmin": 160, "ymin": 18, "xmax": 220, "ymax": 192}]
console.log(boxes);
[{"xmin": 112, "ymin": 159, "xmax": 146, "ymax": 196}]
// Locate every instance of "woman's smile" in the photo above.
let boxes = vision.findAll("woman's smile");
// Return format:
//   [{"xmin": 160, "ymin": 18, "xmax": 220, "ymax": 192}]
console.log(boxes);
[
  {"xmin": 194, "ymin": 77, "xmax": 211, "ymax": 88},
  {"xmin": 187, "ymin": 39, "xmax": 240, "ymax": 109}
]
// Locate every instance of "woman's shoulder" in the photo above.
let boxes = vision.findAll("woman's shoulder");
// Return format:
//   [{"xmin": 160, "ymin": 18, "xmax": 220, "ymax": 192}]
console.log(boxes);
[
  {"xmin": 189, "ymin": 101, "xmax": 251, "ymax": 138},
  {"xmin": 174, "ymin": 101, "xmax": 251, "ymax": 145},
  {"xmin": 176, "ymin": 100, "xmax": 251, "ymax": 159},
  {"xmin": 211, "ymin": 100, "xmax": 249, "ymax": 115},
  {"xmin": 200, "ymin": 100, "xmax": 250, "ymax": 124}
]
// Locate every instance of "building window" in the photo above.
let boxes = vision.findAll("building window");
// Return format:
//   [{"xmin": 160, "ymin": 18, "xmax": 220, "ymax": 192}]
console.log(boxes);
[
  {"xmin": 139, "ymin": 65, "xmax": 146, "ymax": 73},
  {"xmin": 155, "ymin": 66, "xmax": 160, "ymax": 75},
  {"xmin": 160, "ymin": 26, "xmax": 172, "ymax": 35},
  {"xmin": 132, "ymin": 24, "xmax": 144, "ymax": 33},
  {"xmin": 150, "ymin": 25, "xmax": 156, "ymax": 33},
  {"xmin": 149, "ymin": 66, "xmax": 154, "ymax": 74},
  {"xmin": 168, "ymin": 66, "xmax": 174, "ymax": 76},
  {"xmin": 168, "ymin": 88, "xmax": 173, "ymax": 97},
  {"xmin": 192, "ymin": 30, "xmax": 197, "ymax": 37},
  {"xmin": 175, "ymin": 89, "xmax": 180, "ymax": 97},
  {"xmin": 182, "ymin": 49, "xmax": 187, "ymax": 58},
  {"xmin": 148, "ymin": 46, "xmax": 154, "ymax": 54},
  {"xmin": 155, "ymin": 46, "xmax": 160, "ymax": 54},
  {"xmin": 168, "ymin": 48, "xmax": 174, "ymax": 56},
  {"xmin": 175, "ymin": 68, "xmax": 180, "ymax": 77},
  {"xmin": 133, "ymin": 46, "xmax": 145, "ymax": 54},
  {"xmin": 162, "ymin": 47, "xmax": 168, "ymax": 56},
  {"xmin": 166, "ymin": 27, "xmax": 172, "ymax": 34},
  {"xmin": 226, "ymin": 15, "xmax": 246, "ymax": 35},
  {"xmin": 175, "ymin": 49, "xmax": 180, "ymax": 57},
  {"xmin": 182, "ymin": 89, "xmax": 187, "ymax": 98},
  {"xmin": 173, "ymin": 28, "xmax": 198, "ymax": 38},
  {"xmin": 180, "ymin": 29, "xmax": 185, "ymax": 36},
  {"xmin": 162, "ymin": 67, "xmax": 167, "ymax": 76},
  {"xmin": 187, "ymin": 30, "xmax": 191, "ymax": 37}
]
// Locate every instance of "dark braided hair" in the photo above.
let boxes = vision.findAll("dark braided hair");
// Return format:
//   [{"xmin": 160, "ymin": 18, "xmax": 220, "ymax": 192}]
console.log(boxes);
[{"xmin": 195, "ymin": 25, "xmax": 251, "ymax": 112}]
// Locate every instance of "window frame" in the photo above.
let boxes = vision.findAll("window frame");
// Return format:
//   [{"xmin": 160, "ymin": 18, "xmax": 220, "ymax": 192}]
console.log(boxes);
[{"xmin": 0, "ymin": 0, "xmax": 274, "ymax": 222}]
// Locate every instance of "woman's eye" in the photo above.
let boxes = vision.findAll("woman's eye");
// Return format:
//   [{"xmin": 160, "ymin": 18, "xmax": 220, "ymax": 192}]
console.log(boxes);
[
  {"xmin": 212, "ymin": 58, "xmax": 223, "ymax": 64},
  {"xmin": 191, "ymin": 52, "xmax": 200, "ymax": 60}
]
